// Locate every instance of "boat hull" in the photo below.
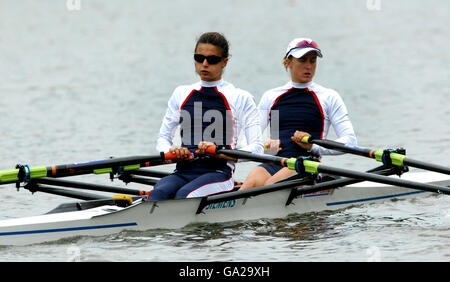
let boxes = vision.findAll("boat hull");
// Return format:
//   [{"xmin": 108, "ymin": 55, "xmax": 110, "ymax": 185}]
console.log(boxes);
[{"xmin": 0, "ymin": 171, "xmax": 449, "ymax": 245}]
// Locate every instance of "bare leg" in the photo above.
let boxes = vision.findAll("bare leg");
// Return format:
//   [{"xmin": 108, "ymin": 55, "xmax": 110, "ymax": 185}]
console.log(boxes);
[
  {"xmin": 239, "ymin": 166, "xmax": 272, "ymax": 190},
  {"xmin": 264, "ymin": 167, "xmax": 297, "ymax": 185}
]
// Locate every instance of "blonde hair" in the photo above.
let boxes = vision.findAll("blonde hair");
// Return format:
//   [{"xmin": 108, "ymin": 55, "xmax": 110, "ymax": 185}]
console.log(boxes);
[{"xmin": 282, "ymin": 55, "xmax": 290, "ymax": 71}]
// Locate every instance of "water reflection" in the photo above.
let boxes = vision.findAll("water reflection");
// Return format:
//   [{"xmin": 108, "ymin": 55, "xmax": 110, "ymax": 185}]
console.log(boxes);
[{"xmin": 106, "ymin": 210, "xmax": 348, "ymax": 246}]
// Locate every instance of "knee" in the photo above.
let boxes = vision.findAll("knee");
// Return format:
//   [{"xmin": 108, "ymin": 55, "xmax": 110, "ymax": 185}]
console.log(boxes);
[
  {"xmin": 263, "ymin": 177, "xmax": 276, "ymax": 186},
  {"xmin": 147, "ymin": 186, "xmax": 171, "ymax": 201},
  {"xmin": 241, "ymin": 179, "xmax": 259, "ymax": 189},
  {"xmin": 174, "ymin": 188, "xmax": 190, "ymax": 199},
  {"xmin": 241, "ymin": 176, "xmax": 267, "ymax": 190}
]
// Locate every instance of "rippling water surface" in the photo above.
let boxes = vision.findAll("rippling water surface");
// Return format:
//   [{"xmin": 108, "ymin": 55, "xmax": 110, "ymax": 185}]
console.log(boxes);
[{"xmin": 0, "ymin": 0, "xmax": 449, "ymax": 262}]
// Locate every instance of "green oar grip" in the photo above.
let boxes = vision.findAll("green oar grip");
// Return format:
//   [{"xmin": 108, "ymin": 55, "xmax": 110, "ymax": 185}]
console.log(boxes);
[
  {"xmin": 303, "ymin": 160, "xmax": 320, "ymax": 174},
  {"xmin": 30, "ymin": 166, "xmax": 47, "ymax": 179},
  {"xmin": 390, "ymin": 153, "xmax": 406, "ymax": 166},
  {"xmin": 0, "ymin": 166, "xmax": 47, "ymax": 183},
  {"xmin": 286, "ymin": 158, "xmax": 297, "ymax": 171},
  {"xmin": 374, "ymin": 150, "xmax": 406, "ymax": 166},
  {"xmin": 300, "ymin": 136, "xmax": 312, "ymax": 144},
  {"xmin": 0, "ymin": 169, "xmax": 20, "ymax": 183},
  {"xmin": 286, "ymin": 158, "xmax": 320, "ymax": 175}
]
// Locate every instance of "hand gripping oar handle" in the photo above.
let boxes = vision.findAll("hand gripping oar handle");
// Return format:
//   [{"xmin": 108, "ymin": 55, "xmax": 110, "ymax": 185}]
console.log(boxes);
[
  {"xmin": 205, "ymin": 145, "xmax": 293, "ymax": 167},
  {"xmin": 300, "ymin": 136, "xmax": 402, "ymax": 165},
  {"xmin": 205, "ymin": 145, "xmax": 319, "ymax": 174},
  {"xmin": 0, "ymin": 151, "xmax": 187, "ymax": 185},
  {"xmin": 206, "ymin": 145, "xmax": 450, "ymax": 195},
  {"xmin": 301, "ymin": 136, "xmax": 450, "ymax": 175}
]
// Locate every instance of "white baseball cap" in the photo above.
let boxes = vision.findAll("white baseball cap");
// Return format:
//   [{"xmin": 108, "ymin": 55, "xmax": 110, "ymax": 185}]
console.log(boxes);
[{"xmin": 285, "ymin": 38, "xmax": 323, "ymax": 58}]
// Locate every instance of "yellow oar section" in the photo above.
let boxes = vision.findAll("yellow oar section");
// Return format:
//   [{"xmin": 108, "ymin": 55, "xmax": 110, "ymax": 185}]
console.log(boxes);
[
  {"xmin": 300, "ymin": 136, "xmax": 450, "ymax": 175},
  {"xmin": 205, "ymin": 145, "xmax": 450, "ymax": 195},
  {"xmin": 0, "ymin": 152, "xmax": 185, "ymax": 185},
  {"xmin": 0, "ymin": 166, "xmax": 47, "ymax": 183}
]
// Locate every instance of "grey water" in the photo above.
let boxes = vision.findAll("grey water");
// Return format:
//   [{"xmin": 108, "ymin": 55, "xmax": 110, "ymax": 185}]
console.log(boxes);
[{"xmin": 0, "ymin": 0, "xmax": 449, "ymax": 261}]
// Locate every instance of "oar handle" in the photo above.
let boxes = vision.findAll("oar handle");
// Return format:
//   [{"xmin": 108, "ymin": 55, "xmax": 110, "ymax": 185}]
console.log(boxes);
[
  {"xmin": 205, "ymin": 145, "xmax": 285, "ymax": 164},
  {"xmin": 205, "ymin": 145, "xmax": 311, "ymax": 171},
  {"xmin": 163, "ymin": 151, "xmax": 189, "ymax": 160},
  {"xmin": 301, "ymin": 136, "xmax": 374, "ymax": 157},
  {"xmin": 301, "ymin": 136, "xmax": 401, "ymax": 165},
  {"xmin": 205, "ymin": 145, "xmax": 218, "ymax": 155},
  {"xmin": 300, "ymin": 135, "xmax": 312, "ymax": 144}
]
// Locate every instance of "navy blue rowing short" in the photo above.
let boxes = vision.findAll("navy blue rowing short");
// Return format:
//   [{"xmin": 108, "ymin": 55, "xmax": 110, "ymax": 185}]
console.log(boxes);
[{"xmin": 258, "ymin": 163, "xmax": 284, "ymax": 176}]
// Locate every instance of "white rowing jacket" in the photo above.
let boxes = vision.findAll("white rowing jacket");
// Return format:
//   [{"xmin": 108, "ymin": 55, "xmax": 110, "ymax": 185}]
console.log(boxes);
[
  {"xmin": 156, "ymin": 79, "xmax": 264, "ymax": 156},
  {"xmin": 258, "ymin": 81, "xmax": 357, "ymax": 156}
]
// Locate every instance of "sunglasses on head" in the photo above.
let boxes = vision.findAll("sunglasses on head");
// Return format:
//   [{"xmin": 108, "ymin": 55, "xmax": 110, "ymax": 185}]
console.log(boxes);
[
  {"xmin": 194, "ymin": 54, "xmax": 224, "ymax": 64},
  {"xmin": 295, "ymin": 40, "xmax": 319, "ymax": 49},
  {"xmin": 286, "ymin": 40, "xmax": 320, "ymax": 55}
]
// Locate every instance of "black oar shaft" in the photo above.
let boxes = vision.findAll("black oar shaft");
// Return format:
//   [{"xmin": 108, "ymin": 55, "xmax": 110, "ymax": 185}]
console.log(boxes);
[
  {"xmin": 0, "ymin": 152, "xmax": 180, "ymax": 184},
  {"xmin": 196, "ymin": 176, "xmax": 314, "ymax": 214},
  {"xmin": 285, "ymin": 166, "xmax": 401, "ymax": 205},
  {"xmin": 207, "ymin": 146, "xmax": 450, "ymax": 196},
  {"xmin": 34, "ymin": 178, "xmax": 149, "ymax": 196},
  {"xmin": 211, "ymin": 148, "xmax": 288, "ymax": 166},
  {"xmin": 47, "ymin": 154, "xmax": 169, "ymax": 177},
  {"xmin": 307, "ymin": 138, "xmax": 374, "ymax": 157},
  {"xmin": 304, "ymin": 137, "xmax": 450, "ymax": 175},
  {"xmin": 403, "ymin": 158, "xmax": 450, "ymax": 175},
  {"xmin": 26, "ymin": 184, "xmax": 106, "ymax": 201},
  {"xmin": 127, "ymin": 169, "xmax": 170, "ymax": 178},
  {"xmin": 316, "ymin": 164, "xmax": 450, "ymax": 195}
]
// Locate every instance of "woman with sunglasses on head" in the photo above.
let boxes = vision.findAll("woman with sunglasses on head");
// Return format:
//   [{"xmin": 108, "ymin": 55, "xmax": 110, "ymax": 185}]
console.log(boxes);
[
  {"xmin": 239, "ymin": 38, "xmax": 357, "ymax": 190},
  {"xmin": 147, "ymin": 32, "xmax": 263, "ymax": 201}
]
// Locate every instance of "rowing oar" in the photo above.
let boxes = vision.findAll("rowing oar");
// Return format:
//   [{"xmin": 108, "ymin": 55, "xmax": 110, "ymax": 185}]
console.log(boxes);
[
  {"xmin": 25, "ymin": 184, "xmax": 110, "ymax": 201},
  {"xmin": 204, "ymin": 146, "xmax": 450, "ymax": 195},
  {"xmin": 197, "ymin": 165, "xmax": 401, "ymax": 213},
  {"xmin": 25, "ymin": 183, "xmax": 137, "ymax": 209},
  {"xmin": 33, "ymin": 177, "xmax": 151, "ymax": 196},
  {"xmin": 300, "ymin": 136, "xmax": 450, "ymax": 176},
  {"xmin": 0, "ymin": 151, "xmax": 185, "ymax": 185}
]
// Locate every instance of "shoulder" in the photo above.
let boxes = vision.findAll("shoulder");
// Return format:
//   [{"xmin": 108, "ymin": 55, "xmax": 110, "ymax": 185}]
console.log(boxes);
[
  {"xmin": 171, "ymin": 82, "xmax": 201, "ymax": 100},
  {"xmin": 235, "ymin": 87, "xmax": 255, "ymax": 102},
  {"xmin": 308, "ymin": 83, "xmax": 350, "ymax": 118},
  {"xmin": 310, "ymin": 82, "xmax": 341, "ymax": 98},
  {"xmin": 173, "ymin": 81, "xmax": 201, "ymax": 95},
  {"xmin": 259, "ymin": 82, "xmax": 292, "ymax": 107},
  {"xmin": 309, "ymin": 82, "xmax": 338, "ymax": 96},
  {"xmin": 166, "ymin": 82, "xmax": 201, "ymax": 109},
  {"xmin": 219, "ymin": 81, "xmax": 256, "ymax": 103},
  {"xmin": 308, "ymin": 82, "xmax": 345, "ymax": 104},
  {"xmin": 264, "ymin": 82, "xmax": 292, "ymax": 96}
]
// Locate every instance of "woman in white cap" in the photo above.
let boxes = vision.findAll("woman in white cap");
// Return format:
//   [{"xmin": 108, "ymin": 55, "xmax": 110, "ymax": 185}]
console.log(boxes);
[{"xmin": 239, "ymin": 38, "xmax": 357, "ymax": 190}]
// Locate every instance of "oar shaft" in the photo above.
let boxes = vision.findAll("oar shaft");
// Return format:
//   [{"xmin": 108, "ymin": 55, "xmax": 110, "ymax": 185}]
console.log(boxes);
[
  {"xmin": 47, "ymin": 153, "xmax": 176, "ymax": 177},
  {"xmin": 316, "ymin": 164, "xmax": 450, "ymax": 195},
  {"xmin": 34, "ymin": 177, "xmax": 150, "ymax": 196},
  {"xmin": 286, "ymin": 166, "xmax": 401, "ymax": 205},
  {"xmin": 303, "ymin": 136, "xmax": 450, "ymax": 175},
  {"xmin": 26, "ymin": 184, "xmax": 106, "ymax": 201},
  {"xmin": 196, "ymin": 176, "xmax": 315, "ymax": 214},
  {"xmin": 0, "ymin": 152, "xmax": 180, "ymax": 184},
  {"xmin": 208, "ymin": 148, "xmax": 289, "ymax": 166},
  {"xmin": 306, "ymin": 137, "xmax": 374, "ymax": 158},
  {"xmin": 206, "ymin": 147, "xmax": 291, "ymax": 167},
  {"xmin": 127, "ymin": 169, "xmax": 170, "ymax": 178},
  {"xmin": 403, "ymin": 158, "xmax": 450, "ymax": 175},
  {"xmin": 207, "ymin": 146, "xmax": 450, "ymax": 195}
]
